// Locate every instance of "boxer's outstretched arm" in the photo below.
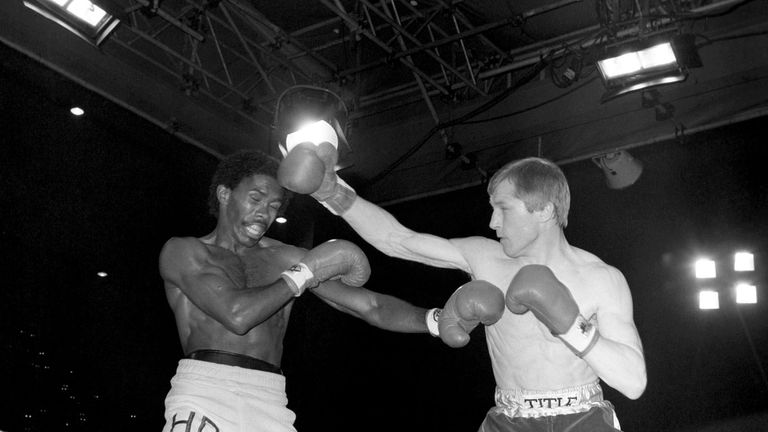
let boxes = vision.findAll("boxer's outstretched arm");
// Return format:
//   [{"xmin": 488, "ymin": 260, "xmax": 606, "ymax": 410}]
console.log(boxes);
[
  {"xmin": 312, "ymin": 280, "xmax": 429, "ymax": 333},
  {"xmin": 160, "ymin": 237, "xmax": 296, "ymax": 335},
  {"xmin": 342, "ymin": 196, "xmax": 472, "ymax": 272},
  {"xmin": 583, "ymin": 267, "xmax": 647, "ymax": 400}
]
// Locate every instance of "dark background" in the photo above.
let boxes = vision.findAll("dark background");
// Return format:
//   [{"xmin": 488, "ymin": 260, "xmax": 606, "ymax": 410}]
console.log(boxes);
[{"xmin": 2, "ymin": 43, "xmax": 767, "ymax": 431}]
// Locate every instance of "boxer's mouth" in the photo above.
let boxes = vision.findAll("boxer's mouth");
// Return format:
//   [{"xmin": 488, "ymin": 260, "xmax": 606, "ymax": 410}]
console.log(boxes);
[{"xmin": 245, "ymin": 223, "xmax": 265, "ymax": 237}]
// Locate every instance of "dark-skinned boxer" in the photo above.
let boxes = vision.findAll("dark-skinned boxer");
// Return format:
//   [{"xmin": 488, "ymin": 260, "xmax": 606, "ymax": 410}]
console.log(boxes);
[{"xmin": 159, "ymin": 150, "xmax": 444, "ymax": 432}]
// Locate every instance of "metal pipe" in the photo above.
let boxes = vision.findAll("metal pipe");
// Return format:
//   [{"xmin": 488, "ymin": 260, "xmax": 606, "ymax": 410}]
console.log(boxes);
[
  {"xmin": 451, "ymin": 13, "xmax": 476, "ymax": 85},
  {"xmin": 361, "ymin": 0, "xmax": 486, "ymax": 95},
  {"xmin": 318, "ymin": 0, "xmax": 450, "ymax": 95},
  {"xmin": 206, "ymin": 14, "xmax": 233, "ymax": 86},
  {"xmin": 134, "ymin": 0, "xmax": 205, "ymax": 41},
  {"xmin": 219, "ymin": 2, "xmax": 276, "ymax": 93}
]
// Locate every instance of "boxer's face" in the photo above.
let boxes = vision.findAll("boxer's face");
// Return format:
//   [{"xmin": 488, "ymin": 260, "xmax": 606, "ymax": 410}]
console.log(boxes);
[
  {"xmin": 221, "ymin": 174, "xmax": 285, "ymax": 247},
  {"xmin": 488, "ymin": 181, "xmax": 540, "ymax": 257}
]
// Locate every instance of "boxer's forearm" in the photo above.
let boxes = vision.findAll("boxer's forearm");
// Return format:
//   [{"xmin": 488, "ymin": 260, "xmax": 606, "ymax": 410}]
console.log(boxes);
[
  {"xmin": 583, "ymin": 338, "xmax": 647, "ymax": 400},
  {"xmin": 365, "ymin": 294, "xmax": 429, "ymax": 333},
  {"xmin": 312, "ymin": 281, "xmax": 428, "ymax": 333}
]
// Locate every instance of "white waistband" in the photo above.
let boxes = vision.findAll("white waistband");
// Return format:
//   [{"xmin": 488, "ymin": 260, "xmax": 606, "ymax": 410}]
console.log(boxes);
[
  {"xmin": 176, "ymin": 358, "xmax": 286, "ymax": 388},
  {"xmin": 493, "ymin": 381, "xmax": 607, "ymax": 418}
]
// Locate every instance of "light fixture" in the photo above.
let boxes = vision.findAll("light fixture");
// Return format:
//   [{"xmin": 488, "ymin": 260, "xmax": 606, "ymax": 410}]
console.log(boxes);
[
  {"xmin": 275, "ymin": 216, "xmax": 287, "ymax": 224},
  {"xmin": 734, "ymin": 252, "xmax": 754, "ymax": 272},
  {"xmin": 70, "ymin": 106, "xmax": 85, "ymax": 116},
  {"xmin": 591, "ymin": 150, "xmax": 643, "ymax": 189},
  {"xmin": 24, "ymin": 0, "xmax": 121, "ymax": 46},
  {"xmin": 597, "ymin": 34, "xmax": 702, "ymax": 102},
  {"xmin": 735, "ymin": 283, "xmax": 757, "ymax": 304},
  {"xmin": 273, "ymin": 86, "xmax": 353, "ymax": 172},
  {"xmin": 695, "ymin": 258, "xmax": 717, "ymax": 279},
  {"xmin": 698, "ymin": 290, "xmax": 719, "ymax": 310}
]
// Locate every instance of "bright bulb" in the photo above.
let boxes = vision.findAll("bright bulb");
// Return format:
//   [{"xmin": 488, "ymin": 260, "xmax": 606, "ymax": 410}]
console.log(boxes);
[
  {"xmin": 66, "ymin": 0, "xmax": 107, "ymax": 27},
  {"xmin": 70, "ymin": 106, "xmax": 85, "ymax": 116},
  {"xmin": 734, "ymin": 252, "xmax": 754, "ymax": 272},
  {"xmin": 735, "ymin": 283, "xmax": 757, "ymax": 304},
  {"xmin": 695, "ymin": 258, "xmax": 716, "ymax": 279},
  {"xmin": 698, "ymin": 290, "xmax": 719, "ymax": 310},
  {"xmin": 285, "ymin": 120, "xmax": 338, "ymax": 152},
  {"xmin": 638, "ymin": 42, "xmax": 676, "ymax": 69}
]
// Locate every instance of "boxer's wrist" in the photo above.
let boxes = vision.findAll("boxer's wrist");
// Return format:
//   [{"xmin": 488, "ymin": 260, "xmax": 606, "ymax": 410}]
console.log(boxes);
[
  {"xmin": 280, "ymin": 263, "xmax": 314, "ymax": 297},
  {"xmin": 315, "ymin": 176, "xmax": 357, "ymax": 216},
  {"xmin": 558, "ymin": 314, "xmax": 599, "ymax": 358},
  {"xmin": 426, "ymin": 307, "xmax": 441, "ymax": 337}
]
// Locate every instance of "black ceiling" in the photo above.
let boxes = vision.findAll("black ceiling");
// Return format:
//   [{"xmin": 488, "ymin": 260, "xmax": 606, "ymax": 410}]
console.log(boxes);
[{"xmin": 2, "ymin": 0, "xmax": 768, "ymax": 203}]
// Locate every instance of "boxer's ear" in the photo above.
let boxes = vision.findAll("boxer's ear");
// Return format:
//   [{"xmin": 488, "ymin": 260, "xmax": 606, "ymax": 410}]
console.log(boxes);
[
  {"xmin": 216, "ymin": 185, "xmax": 231, "ymax": 206},
  {"xmin": 535, "ymin": 202, "xmax": 556, "ymax": 223}
]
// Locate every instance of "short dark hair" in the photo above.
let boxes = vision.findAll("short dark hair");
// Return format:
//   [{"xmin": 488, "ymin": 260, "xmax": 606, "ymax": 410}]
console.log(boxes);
[{"xmin": 207, "ymin": 150, "xmax": 290, "ymax": 217}]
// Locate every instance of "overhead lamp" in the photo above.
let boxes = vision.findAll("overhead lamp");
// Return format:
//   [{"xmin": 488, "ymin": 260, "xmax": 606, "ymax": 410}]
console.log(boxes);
[
  {"xmin": 734, "ymin": 252, "xmax": 754, "ymax": 272},
  {"xmin": 735, "ymin": 283, "xmax": 757, "ymax": 304},
  {"xmin": 24, "ymin": 0, "xmax": 121, "ymax": 46},
  {"xmin": 698, "ymin": 290, "xmax": 719, "ymax": 310},
  {"xmin": 597, "ymin": 34, "xmax": 702, "ymax": 102},
  {"xmin": 695, "ymin": 258, "xmax": 717, "ymax": 279},
  {"xmin": 273, "ymin": 86, "xmax": 353, "ymax": 172},
  {"xmin": 592, "ymin": 150, "xmax": 643, "ymax": 189}
]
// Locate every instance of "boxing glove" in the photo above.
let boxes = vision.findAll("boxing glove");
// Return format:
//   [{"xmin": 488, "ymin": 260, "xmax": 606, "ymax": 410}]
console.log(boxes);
[
  {"xmin": 281, "ymin": 239, "xmax": 371, "ymax": 296},
  {"xmin": 506, "ymin": 264, "xmax": 599, "ymax": 357},
  {"xmin": 278, "ymin": 120, "xmax": 338, "ymax": 194},
  {"xmin": 436, "ymin": 280, "xmax": 505, "ymax": 348},
  {"xmin": 276, "ymin": 120, "xmax": 356, "ymax": 215}
]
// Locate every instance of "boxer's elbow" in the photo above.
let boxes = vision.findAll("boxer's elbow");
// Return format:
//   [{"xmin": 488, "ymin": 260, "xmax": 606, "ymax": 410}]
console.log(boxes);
[
  {"xmin": 225, "ymin": 304, "xmax": 261, "ymax": 335},
  {"xmin": 225, "ymin": 314, "xmax": 252, "ymax": 335},
  {"xmin": 622, "ymin": 370, "xmax": 647, "ymax": 400}
]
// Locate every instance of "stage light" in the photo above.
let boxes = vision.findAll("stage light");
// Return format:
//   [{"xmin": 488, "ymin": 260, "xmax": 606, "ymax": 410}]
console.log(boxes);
[
  {"xmin": 24, "ymin": 0, "xmax": 121, "ymax": 46},
  {"xmin": 592, "ymin": 150, "xmax": 643, "ymax": 189},
  {"xmin": 273, "ymin": 86, "xmax": 353, "ymax": 171},
  {"xmin": 597, "ymin": 34, "xmax": 701, "ymax": 102},
  {"xmin": 96, "ymin": 271, "xmax": 108, "ymax": 278},
  {"xmin": 735, "ymin": 283, "xmax": 757, "ymax": 304},
  {"xmin": 698, "ymin": 290, "xmax": 719, "ymax": 310},
  {"xmin": 284, "ymin": 120, "xmax": 338, "ymax": 155},
  {"xmin": 70, "ymin": 106, "xmax": 85, "ymax": 116},
  {"xmin": 695, "ymin": 258, "xmax": 716, "ymax": 279},
  {"xmin": 275, "ymin": 216, "xmax": 287, "ymax": 224},
  {"xmin": 734, "ymin": 252, "xmax": 754, "ymax": 272}
]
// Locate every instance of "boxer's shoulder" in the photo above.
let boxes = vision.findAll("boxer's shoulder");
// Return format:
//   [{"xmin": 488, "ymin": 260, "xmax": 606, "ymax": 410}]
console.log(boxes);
[
  {"xmin": 160, "ymin": 236, "xmax": 209, "ymax": 264},
  {"xmin": 244, "ymin": 237, "xmax": 306, "ymax": 264},
  {"xmin": 451, "ymin": 235, "xmax": 503, "ymax": 257}
]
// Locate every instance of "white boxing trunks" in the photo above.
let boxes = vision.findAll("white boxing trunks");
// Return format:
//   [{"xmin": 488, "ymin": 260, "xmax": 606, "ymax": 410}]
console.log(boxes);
[{"xmin": 162, "ymin": 359, "xmax": 297, "ymax": 432}]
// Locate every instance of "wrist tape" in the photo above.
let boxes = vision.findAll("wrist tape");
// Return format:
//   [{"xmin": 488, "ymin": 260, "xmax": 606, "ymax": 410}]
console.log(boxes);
[
  {"xmin": 558, "ymin": 314, "xmax": 600, "ymax": 358},
  {"xmin": 426, "ymin": 308, "xmax": 441, "ymax": 337},
  {"xmin": 280, "ymin": 263, "xmax": 314, "ymax": 297},
  {"xmin": 319, "ymin": 176, "xmax": 357, "ymax": 216}
]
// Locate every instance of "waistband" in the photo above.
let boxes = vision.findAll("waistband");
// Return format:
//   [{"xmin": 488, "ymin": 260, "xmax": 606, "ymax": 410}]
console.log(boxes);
[
  {"xmin": 187, "ymin": 349, "xmax": 282, "ymax": 375},
  {"xmin": 493, "ymin": 381, "xmax": 606, "ymax": 418}
]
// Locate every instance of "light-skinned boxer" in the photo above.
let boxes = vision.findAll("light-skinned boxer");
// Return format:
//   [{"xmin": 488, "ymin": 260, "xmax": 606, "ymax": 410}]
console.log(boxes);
[
  {"xmin": 159, "ymin": 150, "xmax": 443, "ymax": 432},
  {"xmin": 278, "ymin": 122, "xmax": 647, "ymax": 432}
]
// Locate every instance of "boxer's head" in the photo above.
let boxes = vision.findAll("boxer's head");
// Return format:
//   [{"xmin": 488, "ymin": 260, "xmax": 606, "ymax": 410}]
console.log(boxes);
[
  {"xmin": 487, "ymin": 157, "xmax": 570, "ymax": 228},
  {"xmin": 208, "ymin": 150, "xmax": 292, "ymax": 218}
]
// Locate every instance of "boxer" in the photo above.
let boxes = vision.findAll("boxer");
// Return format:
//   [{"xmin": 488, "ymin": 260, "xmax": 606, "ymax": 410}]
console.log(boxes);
[
  {"xmin": 278, "ymin": 125, "xmax": 646, "ymax": 432},
  {"xmin": 159, "ymin": 150, "xmax": 442, "ymax": 432}
]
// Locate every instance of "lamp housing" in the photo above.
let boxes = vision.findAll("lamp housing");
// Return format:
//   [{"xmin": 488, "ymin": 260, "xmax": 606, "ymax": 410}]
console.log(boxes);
[
  {"xmin": 597, "ymin": 34, "xmax": 702, "ymax": 102},
  {"xmin": 24, "ymin": 0, "xmax": 122, "ymax": 46}
]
